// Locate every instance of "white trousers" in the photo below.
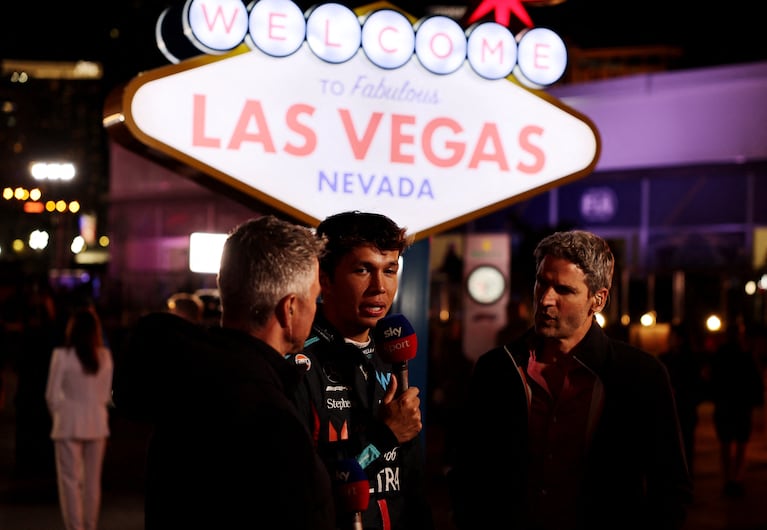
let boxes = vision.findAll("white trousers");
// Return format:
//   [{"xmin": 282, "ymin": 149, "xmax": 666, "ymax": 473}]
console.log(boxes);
[{"xmin": 53, "ymin": 438, "xmax": 107, "ymax": 530}]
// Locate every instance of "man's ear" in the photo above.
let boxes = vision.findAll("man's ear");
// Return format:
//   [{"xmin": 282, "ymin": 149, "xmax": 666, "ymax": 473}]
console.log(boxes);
[
  {"xmin": 592, "ymin": 288, "xmax": 608, "ymax": 312},
  {"xmin": 276, "ymin": 294, "xmax": 295, "ymax": 326}
]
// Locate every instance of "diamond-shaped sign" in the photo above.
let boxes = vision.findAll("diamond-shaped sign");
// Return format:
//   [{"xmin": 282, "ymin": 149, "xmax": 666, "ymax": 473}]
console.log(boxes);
[{"xmin": 106, "ymin": 6, "xmax": 599, "ymax": 240}]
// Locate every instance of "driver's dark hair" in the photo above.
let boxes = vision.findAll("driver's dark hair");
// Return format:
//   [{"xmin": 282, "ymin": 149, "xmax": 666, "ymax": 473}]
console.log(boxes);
[{"xmin": 316, "ymin": 211, "xmax": 411, "ymax": 275}]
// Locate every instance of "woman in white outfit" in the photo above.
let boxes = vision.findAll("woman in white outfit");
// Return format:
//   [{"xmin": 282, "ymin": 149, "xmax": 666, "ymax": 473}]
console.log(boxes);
[{"xmin": 45, "ymin": 307, "xmax": 113, "ymax": 530}]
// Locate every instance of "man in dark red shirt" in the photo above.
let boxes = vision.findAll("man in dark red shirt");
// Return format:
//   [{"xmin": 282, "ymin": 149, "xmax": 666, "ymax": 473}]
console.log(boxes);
[{"xmin": 448, "ymin": 229, "xmax": 692, "ymax": 530}]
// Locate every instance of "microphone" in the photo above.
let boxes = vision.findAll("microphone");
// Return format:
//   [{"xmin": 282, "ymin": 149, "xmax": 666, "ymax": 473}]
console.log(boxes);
[
  {"xmin": 374, "ymin": 313, "xmax": 418, "ymax": 395},
  {"xmin": 333, "ymin": 458, "xmax": 370, "ymax": 530}
]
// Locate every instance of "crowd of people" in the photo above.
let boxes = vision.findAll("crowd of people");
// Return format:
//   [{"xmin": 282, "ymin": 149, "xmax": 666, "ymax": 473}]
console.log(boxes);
[{"xmin": 2, "ymin": 212, "xmax": 765, "ymax": 530}]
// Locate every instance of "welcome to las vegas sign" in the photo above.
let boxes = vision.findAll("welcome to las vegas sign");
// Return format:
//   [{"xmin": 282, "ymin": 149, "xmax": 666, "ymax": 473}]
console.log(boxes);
[{"xmin": 104, "ymin": 0, "xmax": 600, "ymax": 240}]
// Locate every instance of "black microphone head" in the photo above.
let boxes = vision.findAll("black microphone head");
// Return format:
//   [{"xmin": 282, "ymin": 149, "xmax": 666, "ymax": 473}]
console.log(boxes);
[
  {"xmin": 373, "ymin": 313, "xmax": 417, "ymax": 363},
  {"xmin": 333, "ymin": 458, "xmax": 370, "ymax": 513}
]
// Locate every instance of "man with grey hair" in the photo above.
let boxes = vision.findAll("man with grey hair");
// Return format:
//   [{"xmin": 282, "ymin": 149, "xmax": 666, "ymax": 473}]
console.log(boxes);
[
  {"xmin": 449, "ymin": 229, "xmax": 692, "ymax": 530},
  {"xmin": 113, "ymin": 215, "xmax": 335, "ymax": 530}
]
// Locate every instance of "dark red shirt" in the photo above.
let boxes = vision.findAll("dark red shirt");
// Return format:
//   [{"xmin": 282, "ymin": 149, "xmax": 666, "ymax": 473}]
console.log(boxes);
[{"xmin": 525, "ymin": 349, "xmax": 601, "ymax": 530}]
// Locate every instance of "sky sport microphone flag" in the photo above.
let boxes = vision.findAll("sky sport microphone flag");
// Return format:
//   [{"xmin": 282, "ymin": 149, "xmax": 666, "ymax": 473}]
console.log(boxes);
[
  {"xmin": 334, "ymin": 457, "xmax": 370, "ymax": 530},
  {"xmin": 374, "ymin": 313, "xmax": 418, "ymax": 393}
]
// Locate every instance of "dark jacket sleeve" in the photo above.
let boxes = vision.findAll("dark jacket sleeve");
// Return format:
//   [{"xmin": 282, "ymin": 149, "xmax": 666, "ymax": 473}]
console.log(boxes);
[
  {"xmin": 111, "ymin": 312, "xmax": 206, "ymax": 422},
  {"xmin": 582, "ymin": 341, "xmax": 693, "ymax": 530},
  {"xmin": 448, "ymin": 347, "xmax": 529, "ymax": 530},
  {"xmin": 632, "ymin": 349, "xmax": 694, "ymax": 529},
  {"xmin": 212, "ymin": 383, "xmax": 337, "ymax": 530}
]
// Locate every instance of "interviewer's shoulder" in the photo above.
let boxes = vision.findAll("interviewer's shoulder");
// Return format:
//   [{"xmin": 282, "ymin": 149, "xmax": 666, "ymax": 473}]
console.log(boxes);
[{"xmin": 133, "ymin": 311, "xmax": 204, "ymax": 334}]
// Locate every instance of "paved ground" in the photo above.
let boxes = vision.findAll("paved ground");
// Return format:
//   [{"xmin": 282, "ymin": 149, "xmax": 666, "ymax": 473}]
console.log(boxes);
[
  {"xmin": 676, "ymin": 401, "xmax": 767, "ymax": 530},
  {"xmin": 2, "ymin": 365, "xmax": 766, "ymax": 530}
]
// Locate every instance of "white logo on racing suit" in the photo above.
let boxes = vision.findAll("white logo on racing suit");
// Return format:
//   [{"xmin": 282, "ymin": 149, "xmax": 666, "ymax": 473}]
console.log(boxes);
[
  {"xmin": 326, "ymin": 397, "xmax": 352, "ymax": 410},
  {"xmin": 374, "ymin": 466, "xmax": 401, "ymax": 492}
]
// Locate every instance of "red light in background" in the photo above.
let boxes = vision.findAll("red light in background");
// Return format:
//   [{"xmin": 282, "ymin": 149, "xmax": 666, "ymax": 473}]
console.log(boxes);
[{"xmin": 23, "ymin": 201, "xmax": 44, "ymax": 213}]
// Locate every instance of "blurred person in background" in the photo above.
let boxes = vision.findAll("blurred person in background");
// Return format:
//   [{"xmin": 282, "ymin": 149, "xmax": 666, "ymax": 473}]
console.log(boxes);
[
  {"xmin": 710, "ymin": 317, "xmax": 765, "ymax": 498},
  {"xmin": 14, "ymin": 277, "xmax": 60, "ymax": 481},
  {"xmin": 112, "ymin": 215, "xmax": 335, "ymax": 530},
  {"xmin": 659, "ymin": 321, "xmax": 706, "ymax": 478},
  {"xmin": 165, "ymin": 292, "xmax": 204, "ymax": 323},
  {"xmin": 448, "ymin": 230, "xmax": 692, "ymax": 530},
  {"xmin": 45, "ymin": 307, "xmax": 113, "ymax": 530},
  {"xmin": 496, "ymin": 296, "xmax": 533, "ymax": 346},
  {"xmin": 287, "ymin": 210, "xmax": 434, "ymax": 530}
]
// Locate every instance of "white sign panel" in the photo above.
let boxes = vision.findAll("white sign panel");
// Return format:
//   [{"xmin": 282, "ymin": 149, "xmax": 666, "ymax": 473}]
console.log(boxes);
[{"xmin": 112, "ymin": 4, "xmax": 599, "ymax": 240}]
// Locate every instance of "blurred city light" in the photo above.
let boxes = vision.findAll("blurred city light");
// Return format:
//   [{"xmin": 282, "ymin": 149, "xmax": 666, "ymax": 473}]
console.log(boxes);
[
  {"xmin": 10, "ymin": 70, "xmax": 29, "ymax": 83},
  {"xmin": 28, "ymin": 229, "xmax": 49, "ymax": 250},
  {"xmin": 189, "ymin": 232, "xmax": 227, "ymax": 273},
  {"xmin": 705, "ymin": 314, "xmax": 723, "ymax": 332},
  {"xmin": 71, "ymin": 235, "xmax": 86, "ymax": 254},
  {"xmin": 3, "ymin": 185, "xmax": 82, "ymax": 215},
  {"xmin": 595, "ymin": 312, "xmax": 606, "ymax": 328},
  {"xmin": 745, "ymin": 280, "xmax": 757, "ymax": 295},
  {"xmin": 3, "ymin": 59, "xmax": 103, "ymax": 80},
  {"xmin": 640, "ymin": 311, "xmax": 656, "ymax": 327},
  {"xmin": 29, "ymin": 161, "xmax": 76, "ymax": 181},
  {"xmin": 23, "ymin": 201, "xmax": 44, "ymax": 213}
]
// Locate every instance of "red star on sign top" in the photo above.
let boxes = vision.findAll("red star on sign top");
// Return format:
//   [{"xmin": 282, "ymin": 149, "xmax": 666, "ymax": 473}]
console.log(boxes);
[{"xmin": 466, "ymin": 0, "xmax": 534, "ymax": 28}]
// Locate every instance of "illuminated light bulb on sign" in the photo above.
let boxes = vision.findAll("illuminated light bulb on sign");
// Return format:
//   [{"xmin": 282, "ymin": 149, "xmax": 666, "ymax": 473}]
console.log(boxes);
[
  {"xmin": 174, "ymin": 0, "xmax": 567, "ymax": 87},
  {"xmin": 515, "ymin": 27, "xmax": 567, "ymax": 87},
  {"xmin": 185, "ymin": 0, "xmax": 250, "ymax": 54},
  {"xmin": 467, "ymin": 22, "xmax": 517, "ymax": 80},
  {"xmin": 414, "ymin": 16, "xmax": 467, "ymax": 75},
  {"xmin": 305, "ymin": 3, "xmax": 362, "ymax": 64},
  {"xmin": 361, "ymin": 9, "xmax": 414, "ymax": 69},
  {"xmin": 247, "ymin": 0, "xmax": 306, "ymax": 57}
]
